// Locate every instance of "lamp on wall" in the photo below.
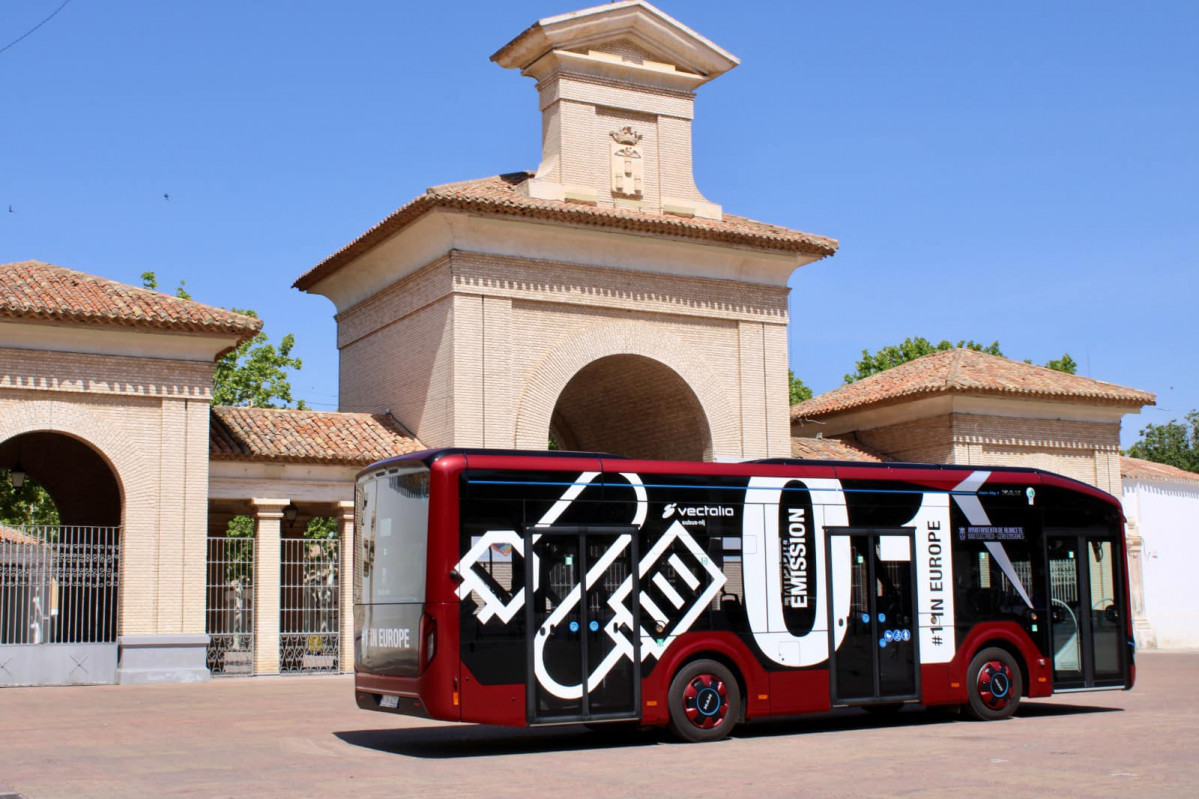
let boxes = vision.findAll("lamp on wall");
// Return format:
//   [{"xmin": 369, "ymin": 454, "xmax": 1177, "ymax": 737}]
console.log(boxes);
[
  {"xmin": 283, "ymin": 503, "xmax": 298, "ymax": 528},
  {"xmin": 8, "ymin": 460, "xmax": 25, "ymax": 489}
]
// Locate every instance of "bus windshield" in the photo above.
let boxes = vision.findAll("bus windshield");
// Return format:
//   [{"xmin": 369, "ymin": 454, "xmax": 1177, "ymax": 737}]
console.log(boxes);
[{"xmin": 361, "ymin": 466, "xmax": 430, "ymax": 604}]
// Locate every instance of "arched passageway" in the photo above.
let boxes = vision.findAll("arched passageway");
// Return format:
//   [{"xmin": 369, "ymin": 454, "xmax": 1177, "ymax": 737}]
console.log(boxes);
[
  {"xmin": 0, "ymin": 431, "xmax": 121, "ymax": 526},
  {"xmin": 0, "ymin": 431, "xmax": 122, "ymax": 684},
  {"xmin": 549, "ymin": 354, "xmax": 713, "ymax": 461}
]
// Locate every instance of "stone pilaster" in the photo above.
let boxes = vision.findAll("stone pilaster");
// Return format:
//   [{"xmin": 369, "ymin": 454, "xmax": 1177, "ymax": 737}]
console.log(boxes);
[
  {"xmin": 338, "ymin": 500, "xmax": 356, "ymax": 673},
  {"xmin": 1125, "ymin": 521, "xmax": 1156, "ymax": 649},
  {"xmin": 252, "ymin": 498, "xmax": 288, "ymax": 674}
]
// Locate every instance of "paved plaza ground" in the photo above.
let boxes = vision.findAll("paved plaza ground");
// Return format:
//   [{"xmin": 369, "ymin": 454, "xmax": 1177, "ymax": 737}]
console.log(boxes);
[{"xmin": 1, "ymin": 651, "xmax": 1196, "ymax": 798}]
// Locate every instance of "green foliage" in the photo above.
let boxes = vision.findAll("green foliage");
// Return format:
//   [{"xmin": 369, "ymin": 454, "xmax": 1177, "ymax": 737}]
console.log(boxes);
[
  {"xmin": 846, "ymin": 337, "xmax": 1079, "ymax": 383},
  {"xmin": 846, "ymin": 338, "xmax": 1002, "ymax": 383},
  {"xmin": 222, "ymin": 515, "xmax": 255, "ymax": 589},
  {"xmin": 1125, "ymin": 411, "xmax": 1199, "ymax": 474},
  {"xmin": 304, "ymin": 516, "xmax": 337, "ymax": 540},
  {"xmin": 1042, "ymin": 353, "xmax": 1078, "ymax": 374},
  {"xmin": 212, "ymin": 309, "xmax": 307, "ymax": 409},
  {"xmin": 0, "ymin": 471, "xmax": 60, "ymax": 527},
  {"xmin": 226, "ymin": 514, "xmax": 255, "ymax": 538},
  {"xmin": 141, "ymin": 269, "xmax": 189, "ymax": 299},
  {"xmin": 141, "ymin": 271, "xmax": 302, "ymax": 409},
  {"xmin": 789, "ymin": 369, "xmax": 813, "ymax": 405}
]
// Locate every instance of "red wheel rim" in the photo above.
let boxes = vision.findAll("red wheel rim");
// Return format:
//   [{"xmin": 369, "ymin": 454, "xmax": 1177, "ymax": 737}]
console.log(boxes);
[
  {"xmin": 977, "ymin": 660, "xmax": 1014, "ymax": 710},
  {"xmin": 683, "ymin": 673, "xmax": 729, "ymax": 729}
]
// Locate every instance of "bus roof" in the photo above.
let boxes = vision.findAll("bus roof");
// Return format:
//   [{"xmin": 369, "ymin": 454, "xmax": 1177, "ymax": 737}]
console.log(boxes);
[{"xmin": 357, "ymin": 448, "xmax": 1121, "ymax": 507}]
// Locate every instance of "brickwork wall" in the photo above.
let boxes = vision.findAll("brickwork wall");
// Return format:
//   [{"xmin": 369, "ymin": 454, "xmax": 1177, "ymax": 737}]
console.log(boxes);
[
  {"xmin": 0, "ymin": 345, "xmax": 215, "ymax": 639},
  {"xmin": 338, "ymin": 297, "xmax": 454, "ymax": 446},
  {"xmin": 507, "ymin": 300, "xmax": 750, "ymax": 458},
  {"xmin": 849, "ymin": 415, "xmax": 957, "ymax": 464},
  {"xmin": 536, "ymin": 73, "xmax": 702, "ymax": 213},
  {"xmin": 450, "ymin": 251, "xmax": 789, "ymax": 323},
  {"xmin": 836, "ymin": 411, "xmax": 1122, "ymax": 493},
  {"xmin": 952, "ymin": 414, "xmax": 1122, "ymax": 493},
  {"xmin": 336, "ymin": 248, "xmax": 792, "ymax": 459}
]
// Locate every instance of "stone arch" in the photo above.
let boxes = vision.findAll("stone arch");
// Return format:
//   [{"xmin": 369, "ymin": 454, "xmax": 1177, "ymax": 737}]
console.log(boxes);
[
  {"xmin": 514, "ymin": 320, "xmax": 740, "ymax": 459},
  {"xmin": 0, "ymin": 399, "xmax": 152, "ymax": 514},
  {"xmin": 0, "ymin": 431, "xmax": 121, "ymax": 526},
  {"xmin": 0, "ymin": 399, "xmax": 158, "ymax": 635},
  {"xmin": 549, "ymin": 354, "xmax": 712, "ymax": 460}
]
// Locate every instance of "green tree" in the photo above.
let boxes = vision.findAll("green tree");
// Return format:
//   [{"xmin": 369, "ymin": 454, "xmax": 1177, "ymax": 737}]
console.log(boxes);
[
  {"xmin": 845, "ymin": 338, "xmax": 1002, "ymax": 383},
  {"xmin": 1040, "ymin": 353, "xmax": 1078, "ymax": 374},
  {"xmin": 0, "ymin": 471, "xmax": 60, "ymax": 527},
  {"xmin": 845, "ymin": 337, "xmax": 1078, "ymax": 383},
  {"xmin": 789, "ymin": 369, "xmax": 813, "ymax": 404},
  {"xmin": 212, "ymin": 309, "xmax": 307, "ymax": 409},
  {"xmin": 142, "ymin": 271, "xmax": 303, "ymax": 408},
  {"xmin": 1125, "ymin": 411, "xmax": 1199, "ymax": 473}
]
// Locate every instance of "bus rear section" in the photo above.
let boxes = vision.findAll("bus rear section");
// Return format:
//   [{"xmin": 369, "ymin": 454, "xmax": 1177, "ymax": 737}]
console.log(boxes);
[{"xmin": 353, "ymin": 462, "xmax": 460, "ymax": 720}]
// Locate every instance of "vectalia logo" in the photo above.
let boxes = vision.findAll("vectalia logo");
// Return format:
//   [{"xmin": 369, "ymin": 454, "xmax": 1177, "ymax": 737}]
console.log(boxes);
[{"xmin": 662, "ymin": 502, "xmax": 734, "ymax": 519}]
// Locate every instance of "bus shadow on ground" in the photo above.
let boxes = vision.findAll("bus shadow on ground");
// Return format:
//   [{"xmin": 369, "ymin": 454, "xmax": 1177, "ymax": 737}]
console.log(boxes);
[
  {"xmin": 738, "ymin": 701, "xmax": 1121, "ymax": 740},
  {"xmin": 334, "ymin": 724, "xmax": 661, "ymax": 759},
  {"xmin": 335, "ymin": 702, "xmax": 1120, "ymax": 759}
]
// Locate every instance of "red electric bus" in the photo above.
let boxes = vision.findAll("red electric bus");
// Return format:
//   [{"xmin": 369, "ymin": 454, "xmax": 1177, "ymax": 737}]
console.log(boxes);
[{"xmin": 353, "ymin": 449, "xmax": 1134, "ymax": 742}]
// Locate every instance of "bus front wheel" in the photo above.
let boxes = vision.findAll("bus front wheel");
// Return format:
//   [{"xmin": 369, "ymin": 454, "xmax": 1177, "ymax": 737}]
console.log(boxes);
[
  {"xmin": 667, "ymin": 659, "xmax": 741, "ymax": 743},
  {"xmin": 965, "ymin": 647, "xmax": 1022, "ymax": 721}
]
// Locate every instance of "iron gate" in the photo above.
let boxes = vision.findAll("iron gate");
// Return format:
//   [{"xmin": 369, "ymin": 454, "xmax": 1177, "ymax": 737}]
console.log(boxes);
[
  {"xmin": 280, "ymin": 536, "xmax": 340, "ymax": 674},
  {"xmin": 0, "ymin": 525, "xmax": 121, "ymax": 686},
  {"xmin": 205, "ymin": 535, "xmax": 255, "ymax": 676}
]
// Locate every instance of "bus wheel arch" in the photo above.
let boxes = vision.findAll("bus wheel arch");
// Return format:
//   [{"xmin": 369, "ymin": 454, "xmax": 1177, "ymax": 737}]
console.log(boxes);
[
  {"xmin": 975, "ymin": 638, "xmax": 1030, "ymax": 699},
  {"xmin": 666, "ymin": 657, "xmax": 743, "ymax": 743},
  {"xmin": 964, "ymin": 646, "xmax": 1024, "ymax": 721}
]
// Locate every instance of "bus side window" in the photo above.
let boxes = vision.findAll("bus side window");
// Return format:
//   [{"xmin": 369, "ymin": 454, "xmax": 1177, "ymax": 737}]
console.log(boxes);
[{"xmin": 711, "ymin": 536, "xmax": 742, "ymax": 612}]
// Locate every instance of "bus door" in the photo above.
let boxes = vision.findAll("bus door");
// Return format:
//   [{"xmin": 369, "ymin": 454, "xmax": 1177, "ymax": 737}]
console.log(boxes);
[
  {"xmin": 1046, "ymin": 530, "xmax": 1126, "ymax": 689},
  {"xmin": 525, "ymin": 526, "xmax": 640, "ymax": 724},
  {"xmin": 827, "ymin": 529, "xmax": 920, "ymax": 705}
]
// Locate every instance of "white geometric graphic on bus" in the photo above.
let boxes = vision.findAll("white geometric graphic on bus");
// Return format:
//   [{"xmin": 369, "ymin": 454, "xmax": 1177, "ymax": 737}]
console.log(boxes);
[
  {"xmin": 453, "ymin": 470, "xmax": 726, "ymax": 700},
  {"xmin": 533, "ymin": 521, "xmax": 726, "ymax": 700},
  {"xmin": 616, "ymin": 519, "xmax": 726, "ymax": 663},
  {"xmin": 454, "ymin": 530, "xmax": 526, "ymax": 624}
]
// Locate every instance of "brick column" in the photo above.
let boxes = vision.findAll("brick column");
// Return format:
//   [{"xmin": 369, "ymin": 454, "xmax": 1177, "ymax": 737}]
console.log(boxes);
[
  {"xmin": 252, "ymin": 499, "xmax": 288, "ymax": 675},
  {"xmin": 338, "ymin": 500, "xmax": 356, "ymax": 673}
]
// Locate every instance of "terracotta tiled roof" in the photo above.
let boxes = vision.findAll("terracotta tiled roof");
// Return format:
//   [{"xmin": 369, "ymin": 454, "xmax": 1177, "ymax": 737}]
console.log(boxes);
[
  {"xmin": 0, "ymin": 524, "xmax": 40, "ymax": 546},
  {"xmin": 0, "ymin": 260, "xmax": 262, "ymax": 342},
  {"xmin": 1121, "ymin": 456, "xmax": 1199, "ymax": 485},
  {"xmin": 294, "ymin": 173, "xmax": 838, "ymax": 291},
  {"xmin": 790, "ymin": 437, "xmax": 889, "ymax": 462},
  {"xmin": 791, "ymin": 349, "xmax": 1155, "ymax": 420},
  {"xmin": 209, "ymin": 406, "xmax": 423, "ymax": 466}
]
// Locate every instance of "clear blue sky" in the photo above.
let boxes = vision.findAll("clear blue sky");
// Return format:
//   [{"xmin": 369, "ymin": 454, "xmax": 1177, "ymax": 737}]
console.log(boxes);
[{"xmin": 4, "ymin": 1, "xmax": 1195, "ymax": 447}]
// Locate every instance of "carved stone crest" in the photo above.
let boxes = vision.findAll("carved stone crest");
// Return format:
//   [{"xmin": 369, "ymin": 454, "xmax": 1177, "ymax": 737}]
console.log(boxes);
[{"xmin": 610, "ymin": 126, "xmax": 644, "ymax": 198}]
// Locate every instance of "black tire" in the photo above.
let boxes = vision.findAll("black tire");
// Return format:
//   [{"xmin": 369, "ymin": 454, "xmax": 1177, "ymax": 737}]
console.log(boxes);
[
  {"xmin": 667, "ymin": 659, "xmax": 741, "ymax": 743},
  {"xmin": 965, "ymin": 647, "xmax": 1022, "ymax": 721}
]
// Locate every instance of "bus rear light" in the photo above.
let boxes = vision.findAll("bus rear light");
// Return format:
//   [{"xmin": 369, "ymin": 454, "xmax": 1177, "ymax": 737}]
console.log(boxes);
[{"xmin": 420, "ymin": 613, "xmax": 436, "ymax": 671}]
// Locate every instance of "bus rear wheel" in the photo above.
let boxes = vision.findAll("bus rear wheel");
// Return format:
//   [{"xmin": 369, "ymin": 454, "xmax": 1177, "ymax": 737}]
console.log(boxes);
[
  {"xmin": 667, "ymin": 659, "xmax": 741, "ymax": 743},
  {"xmin": 965, "ymin": 647, "xmax": 1022, "ymax": 721}
]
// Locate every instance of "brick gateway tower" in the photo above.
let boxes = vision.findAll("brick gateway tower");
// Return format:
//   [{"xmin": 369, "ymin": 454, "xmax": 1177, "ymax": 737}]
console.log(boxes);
[{"xmin": 295, "ymin": 1, "xmax": 836, "ymax": 461}]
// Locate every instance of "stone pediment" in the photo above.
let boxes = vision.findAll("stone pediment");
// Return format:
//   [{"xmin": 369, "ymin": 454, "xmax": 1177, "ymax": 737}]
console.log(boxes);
[{"xmin": 492, "ymin": 0, "xmax": 739, "ymax": 88}]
